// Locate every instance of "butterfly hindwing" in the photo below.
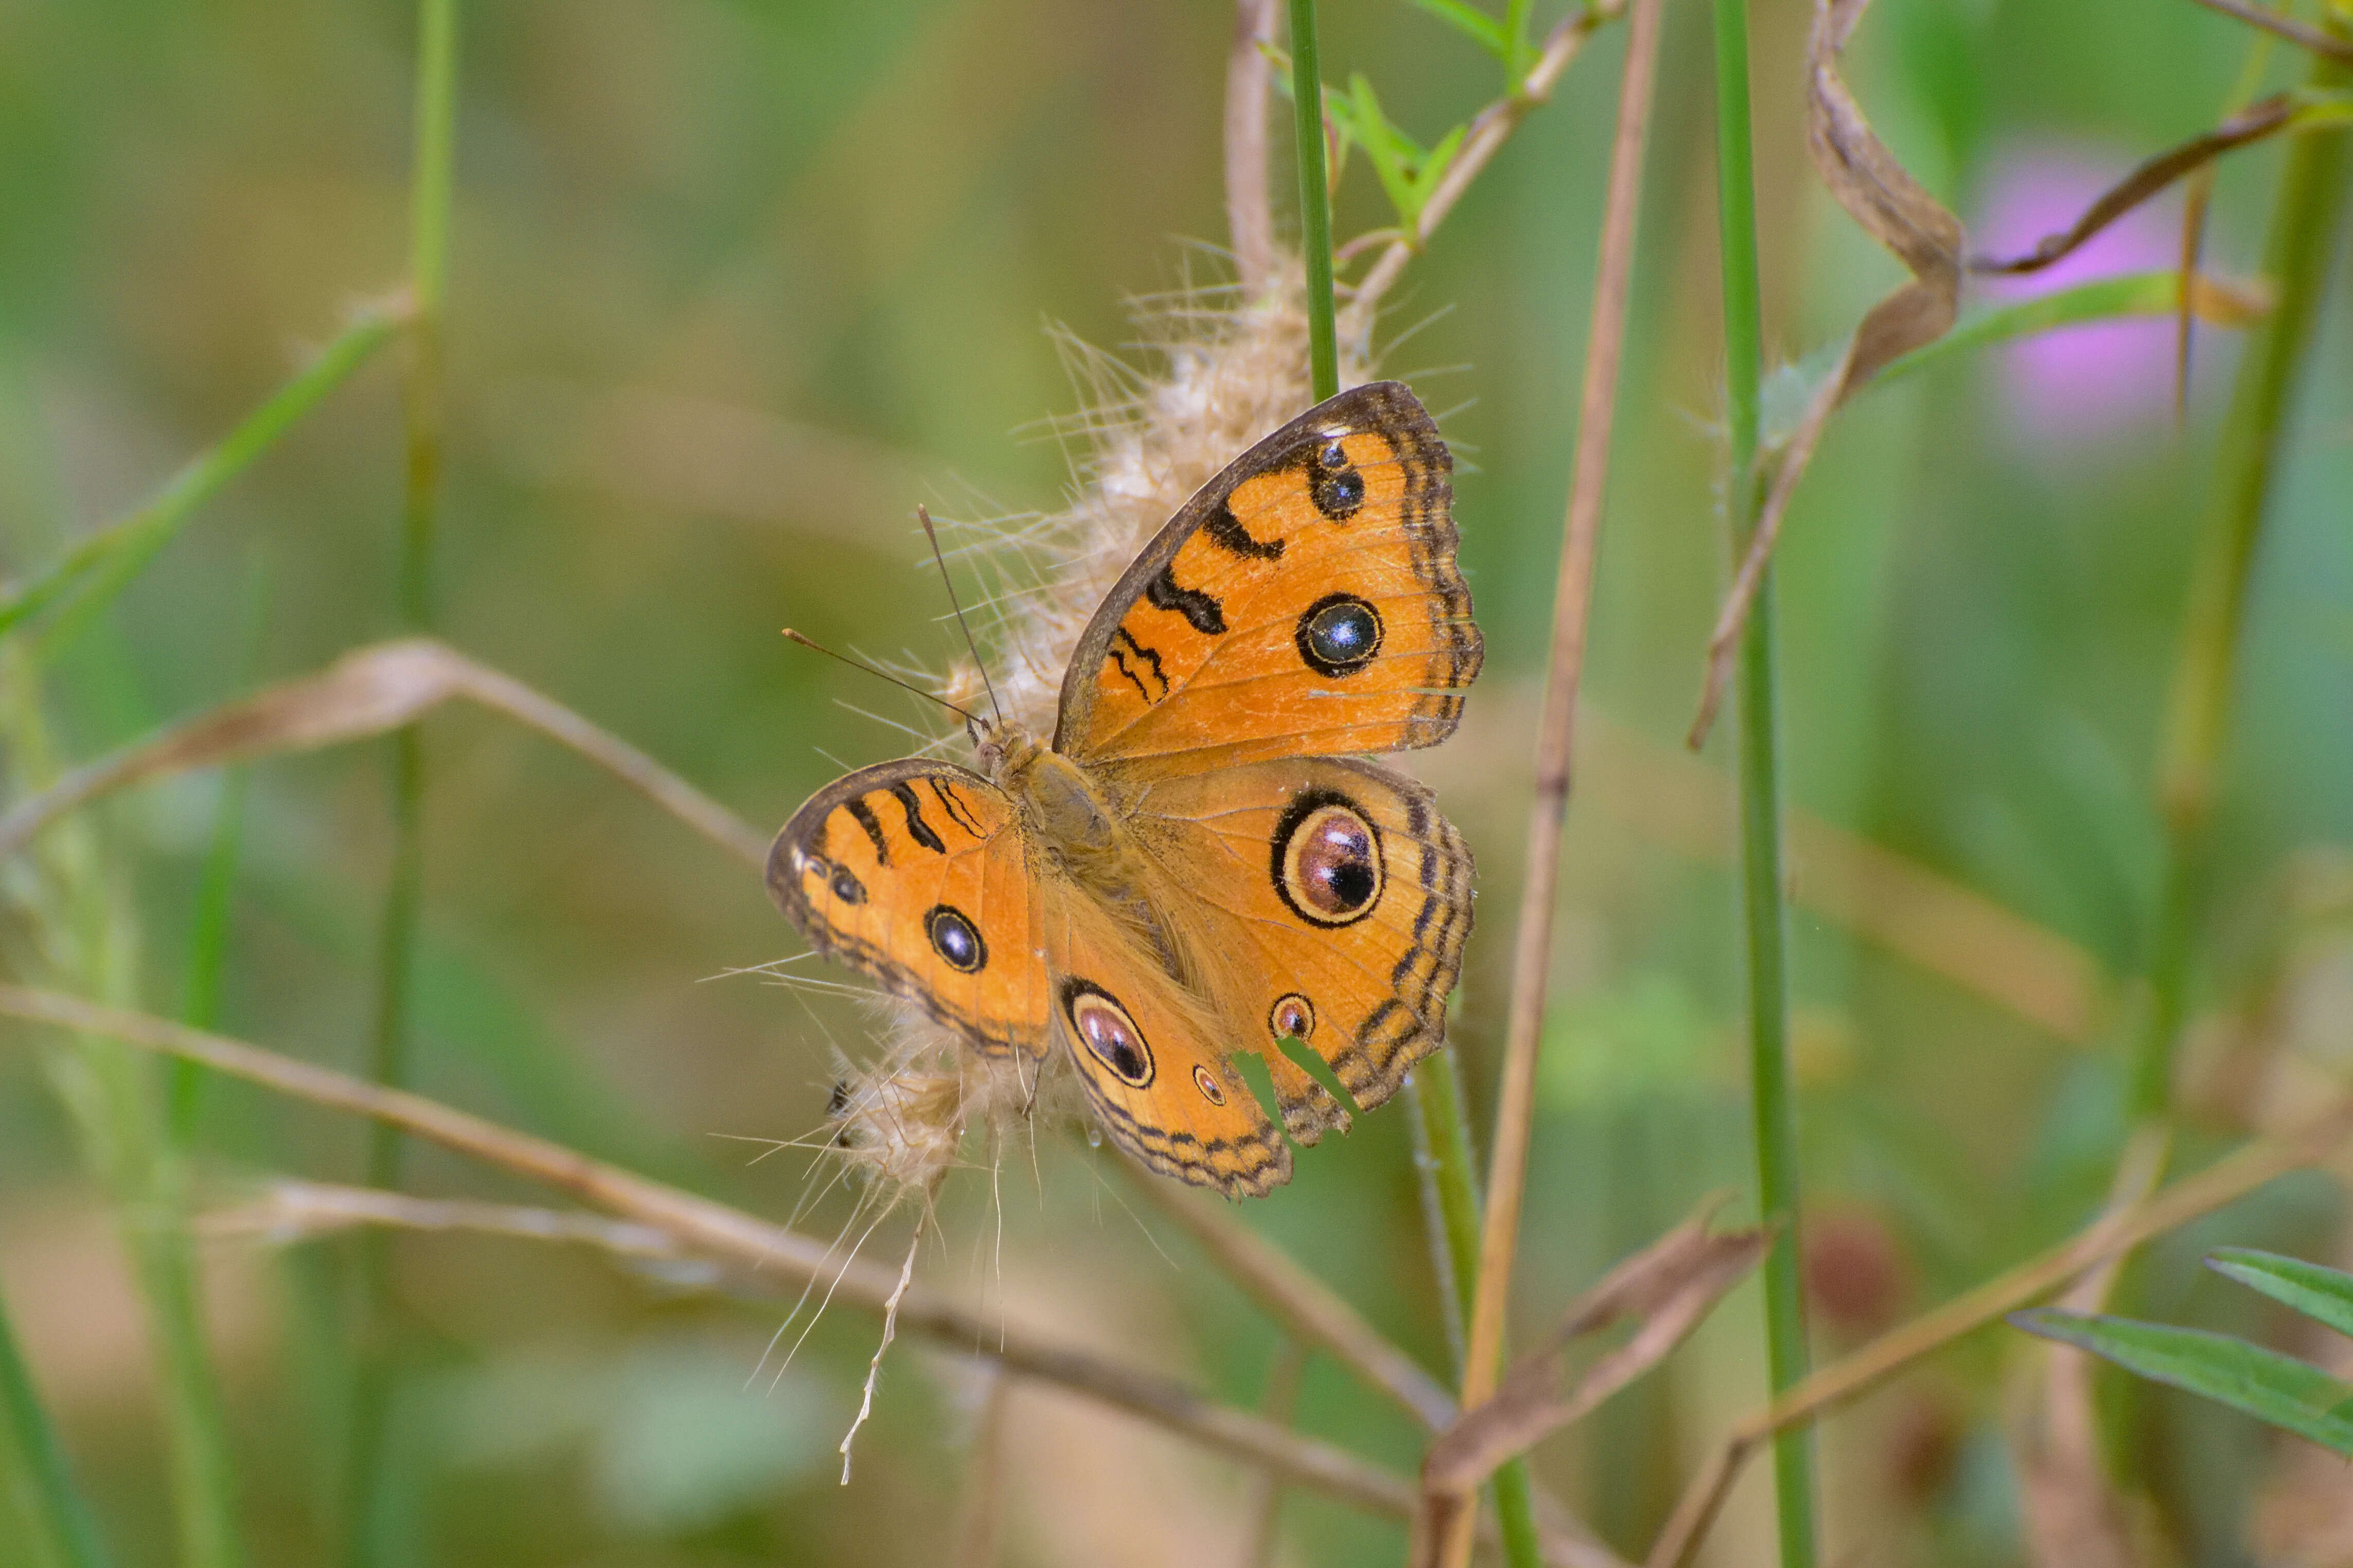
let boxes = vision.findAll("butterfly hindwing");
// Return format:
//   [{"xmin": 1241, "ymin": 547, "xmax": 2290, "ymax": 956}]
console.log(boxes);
[
  {"xmin": 1054, "ymin": 382, "xmax": 1481, "ymax": 772},
  {"xmin": 1135, "ymin": 756, "xmax": 1473, "ymax": 1126},
  {"xmin": 767, "ymin": 760, "xmax": 1046, "ymax": 1058},
  {"xmin": 1042, "ymin": 895, "xmax": 1292, "ymax": 1199}
]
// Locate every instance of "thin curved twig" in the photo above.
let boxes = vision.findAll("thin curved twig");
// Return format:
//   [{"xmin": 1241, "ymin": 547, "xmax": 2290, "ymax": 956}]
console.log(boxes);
[
  {"xmin": 0, "ymin": 639, "xmax": 769, "ymax": 871},
  {"xmin": 2186, "ymin": 0, "xmax": 2353, "ymax": 61},
  {"xmin": 1336, "ymin": 0, "xmax": 1630, "ymax": 344}
]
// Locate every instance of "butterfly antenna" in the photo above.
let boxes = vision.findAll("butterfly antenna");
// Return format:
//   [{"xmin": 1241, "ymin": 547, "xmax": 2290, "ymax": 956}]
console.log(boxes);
[
  {"xmin": 916, "ymin": 505, "xmax": 1005, "ymax": 729},
  {"xmin": 781, "ymin": 629, "xmax": 981, "ymax": 726}
]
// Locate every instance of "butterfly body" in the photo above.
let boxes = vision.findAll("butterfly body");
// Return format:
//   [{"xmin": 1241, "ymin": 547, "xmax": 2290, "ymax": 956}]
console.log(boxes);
[{"xmin": 771, "ymin": 382, "xmax": 1482, "ymax": 1198}]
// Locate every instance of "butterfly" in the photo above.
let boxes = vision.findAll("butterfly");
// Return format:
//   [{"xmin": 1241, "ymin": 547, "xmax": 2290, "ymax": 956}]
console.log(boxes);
[{"xmin": 768, "ymin": 382, "xmax": 1481, "ymax": 1197}]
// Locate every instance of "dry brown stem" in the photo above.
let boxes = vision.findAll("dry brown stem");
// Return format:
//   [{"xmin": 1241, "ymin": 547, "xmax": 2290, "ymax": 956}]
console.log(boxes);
[
  {"xmin": 1446, "ymin": 1, "xmax": 1665, "ymax": 1561},
  {"xmin": 2016, "ymin": 1134, "xmax": 2165, "ymax": 1568},
  {"xmin": 0, "ymin": 639, "xmax": 769, "ymax": 871},
  {"xmin": 949, "ymin": 1371, "xmax": 1013, "ymax": 1568},
  {"xmin": 0, "ymin": 984, "xmax": 1576, "ymax": 1559},
  {"xmin": 1336, "ymin": 0, "xmax": 1630, "ymax": 344},
  {"xmin": 1240, "ymin": 1338, "xmax": 1312, "ymax": 1568},
  {"xmin": 1226, "ymin": 0, "xmax": 1280, "ymax": 297},
  {"xmin": 1413, "ymin": 1204, "xmax": 1766, "ymax": 1567},
  {"xmin": 1644, "ymin": 1094, "xmax": 2353, "ymax": 1567},
  {"xmin": 204, "ymin": 1179, "xmax": 695, "ymax": 1263},
  {"xmin": 1121, "ymin": 1163, "xmax": 1457, "ymax": 1429}
]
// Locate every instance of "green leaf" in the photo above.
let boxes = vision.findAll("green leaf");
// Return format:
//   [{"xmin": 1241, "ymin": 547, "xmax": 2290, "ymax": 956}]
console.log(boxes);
[
  {"xmin": 1416, "ymin": 121, "xmax": 1469, "ymax": 210},
  {"xmin": 1348, "ymin": 74, "xmax": 1421, "ymax": 226},
  {"xmin": 1504, "ymin": 0, "xmax": 1538, "ymax": 78},
  {"xmin": 2012, "ymin": 1308, "xmax": 2353, "ymax": 1455},
  {"xmin": 1400, "ymin": 0, "xmax": 1509, "ymax": 57},
  {"xmin": 2210, "ymin": 1248, "xmax": 2353, "ymax": 1342}
]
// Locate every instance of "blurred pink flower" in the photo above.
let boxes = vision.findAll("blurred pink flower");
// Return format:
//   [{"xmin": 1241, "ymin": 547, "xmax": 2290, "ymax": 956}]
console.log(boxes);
[{"xmin": 1976, "ymin": 143, "xmax": 2181, "ymax": 443}]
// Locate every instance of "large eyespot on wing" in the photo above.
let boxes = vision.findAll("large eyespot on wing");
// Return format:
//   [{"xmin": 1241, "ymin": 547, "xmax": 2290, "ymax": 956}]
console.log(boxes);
[
  {"xmin": 1131, "ymin": 757, "xmax": 1473, "ymax": 1122},
  {"xmin": 1053, "ymin": 381, "xmax": 1482, "ymax": 773},
  {"xmin": 1044, "ymin": 905, "xmax": 1291, "ymax": 1199},
  {"xmin": 767, "ymin": 760, "xmax": 1048, "ymax": 1059}
]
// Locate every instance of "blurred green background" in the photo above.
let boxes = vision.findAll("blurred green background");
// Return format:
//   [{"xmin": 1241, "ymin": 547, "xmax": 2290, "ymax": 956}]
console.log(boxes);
[{"xmin": 2, "ymin": 0, "xmax": 2350, "ymax": 1564}]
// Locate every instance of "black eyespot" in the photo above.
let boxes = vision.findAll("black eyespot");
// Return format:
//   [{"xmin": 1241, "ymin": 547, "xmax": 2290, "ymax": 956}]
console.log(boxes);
[
  {"xmin": 828, "ymin": 864, "xmax": 866, "ymax": 905},
  {"xmin": 1062, "ymin": 980, "xmax": 1153, "ymax": 1088},
  {"xmin": 925, "ymin": 904, "xmax": 986, "ymax": 973},
  {"xmin": 1272, "ymin": 793, "xmax": 1385, "ymax": 928},
  {"xmin": 1192, "ymin": 1064, "xmax": 1227, "ymax": 1105},
  {"xmin": 1295, "ymin": 592, "xmax": 1384, "ymax": 677},
  {"xmin": 1310, "ymin": 438, "xmax": 1366, "ymax": 520}
]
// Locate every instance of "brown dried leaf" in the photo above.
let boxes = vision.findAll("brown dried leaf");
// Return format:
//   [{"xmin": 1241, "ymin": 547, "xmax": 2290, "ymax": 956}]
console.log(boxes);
[
  {"xmin": 1409, "ymin": 1202, "xmax": 1768, "ymax": 1567},
  {"xmin": 1807, "ymin": 0, "xmax": 1965, "ymax": 397},
  {"xmin": 0, "ymin": 638, "xmax": 767, "ymax": 868},
  {"xmin": 1687, "ymin": 0, "xmax": 1961, "ymax": 747}
]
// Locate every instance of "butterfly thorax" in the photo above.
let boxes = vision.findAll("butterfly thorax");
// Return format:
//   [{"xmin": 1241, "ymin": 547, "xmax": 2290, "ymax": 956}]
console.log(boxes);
[{"xmin": 986, "ymin": 725, "xmax": 1172, "ymax": 963}]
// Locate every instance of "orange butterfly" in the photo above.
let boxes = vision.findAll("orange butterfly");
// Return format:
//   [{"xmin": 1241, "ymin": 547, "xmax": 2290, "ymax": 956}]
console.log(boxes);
[{"xmin": 768, "ymin": 382, "xmax": 1482, "ymax": 1197}]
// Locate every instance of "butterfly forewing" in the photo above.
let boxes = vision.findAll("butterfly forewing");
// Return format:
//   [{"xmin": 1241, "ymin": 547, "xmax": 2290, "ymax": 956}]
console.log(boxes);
[
  {"xmin": 1054, "ymin": 382, "xmax": 1481, "ymax": 772},
  {"xmin": 767, "ymin": 761, "xmax": 1047, "ymax": 1058}
]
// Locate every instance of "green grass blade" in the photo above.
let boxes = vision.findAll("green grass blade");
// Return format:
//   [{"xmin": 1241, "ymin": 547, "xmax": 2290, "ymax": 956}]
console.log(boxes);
[
  {"xmin": 1414, "ymin": 122, "xmax": 1470, "ymax": 214},
  {"xmin": 1287, "ymin": 0, "xmax": 1340, "ymax": 401},
  {"xmin": 1877, "ymin": 272, "xmax": 2204, "ymax": 384},
  {"xmin": 2209, "ymin": 1248, "xmax": 2353, "ymax": 1341},
  {"xmin": 2013, "ymin": 1307, "xmax": 2353, "ymax": 1454},
  {"xmin": 1402, "ymin": 0, "xmax": 1510, "ymax": 58},
  {"xmin": 0, "ymin": 305, "xmax": 399, "ymax": 654},
  {"xmin": 2134, "ymin": 43, "xmax": 2349, "ymax": 1127},
  {"xmin": 0, "ymin": 1281, "xmax": 113, "ymax": 1568},
  {"xmin": 172, "ymin": 766, "xmax": 246, "ymax": 1139},
  {"xmin": 1871, "ymin": 270, "xmax": 2258, "ymax": 389}
]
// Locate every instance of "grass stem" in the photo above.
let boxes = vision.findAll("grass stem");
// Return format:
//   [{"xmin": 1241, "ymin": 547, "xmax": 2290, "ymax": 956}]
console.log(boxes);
[
  {"xmin": 2133, "ymin": 39, "xmax": 2349, "ymax": 1127},
  {"xmin": 0, "ymin": 655, "xmax": 247, "ymax": 1568},
  {"xmin": 349, "ymin": 2, "xmax": 460, "ymax": 1560},
  {"xmin": 1710, "ymin": 0, "xmax": 1817, "ymax": 1562},
  {"xmin": 1286, "ymin": 0, "xmax": 1340, "ymax": 400},
  {"xmin": 1407, "ymin": 1053, "xmax": 1543, "ymax": 1568}
]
